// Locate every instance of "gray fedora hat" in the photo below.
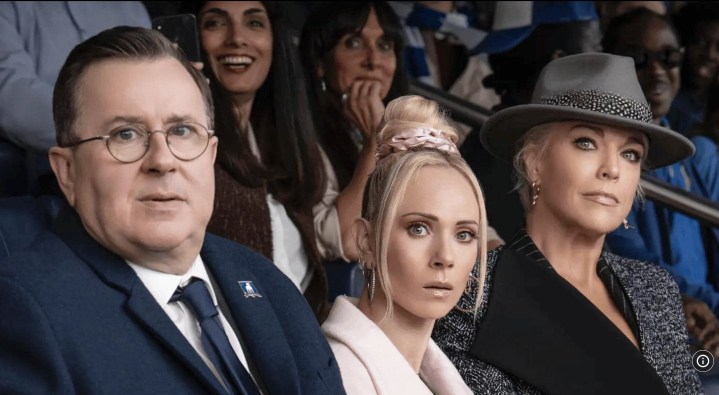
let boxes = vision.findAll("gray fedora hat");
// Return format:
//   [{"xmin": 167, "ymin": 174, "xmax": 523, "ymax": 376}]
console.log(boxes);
[{"xmin": 480, "ymin": 52, "xmax": 695, "ymax": 169}]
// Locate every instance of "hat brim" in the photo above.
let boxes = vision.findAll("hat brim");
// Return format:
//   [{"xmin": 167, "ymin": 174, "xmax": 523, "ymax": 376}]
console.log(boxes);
[{"xmin": 479, "ymin": 104, "xmax": 695, "ymax": 169}]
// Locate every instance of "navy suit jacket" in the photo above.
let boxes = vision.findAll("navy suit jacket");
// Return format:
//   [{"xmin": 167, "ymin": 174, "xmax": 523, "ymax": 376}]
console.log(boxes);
[{"xmin": 0, "ymin": 206, "xmax": 344, "ymax": 394}]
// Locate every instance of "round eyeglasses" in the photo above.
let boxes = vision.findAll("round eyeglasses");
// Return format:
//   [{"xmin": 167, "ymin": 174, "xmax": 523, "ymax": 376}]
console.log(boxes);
[{"xmin": 64, "ymin": 123, "xmax": 215, "ymax": 163}]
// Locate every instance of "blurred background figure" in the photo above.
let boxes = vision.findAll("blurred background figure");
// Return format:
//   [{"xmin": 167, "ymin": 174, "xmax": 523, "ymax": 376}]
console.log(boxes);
[
  {"xmin": 602, "ymin": 6, "xmax": 719, "ymax": 362},
  {"xmin": 602, "ymin": 7, "xmax": 719, "ymax": 391},
  {"xmin": 596, "ymin": 1, "xmax": 667, "ymax": 31},
  {"xmin": 0, "ymin": 2, "xmax": 150, "ymax": 196},
  {"xmin": 300, "ymin": 1, "xmax": 503, "ymax": 269},
  {"xmin": 190, "ymin": 1, "xmax": 331, "ymax": 320},
  {"xmin": 300, "ymin": 1, "xmax": 409, "ymax": 263},
  {"xmin": 389, "ymin": 1, "xmax": 501, "ymax": 144},
  {"xmin": 669, "ymin": 1, "xmax": 719, "ymax": 136}
]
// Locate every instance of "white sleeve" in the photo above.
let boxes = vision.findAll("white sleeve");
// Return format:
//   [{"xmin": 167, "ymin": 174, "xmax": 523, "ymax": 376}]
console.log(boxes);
[{"xmin": 313, "ymin": 147, "xmax": 348, "ymax": 261}]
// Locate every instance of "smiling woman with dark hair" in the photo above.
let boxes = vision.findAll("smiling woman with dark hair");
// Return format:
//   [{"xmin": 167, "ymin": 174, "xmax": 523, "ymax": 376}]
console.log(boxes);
[
  {"xmin": 433, "ymin": 53, "xmax": 702, "ymax": 394},
  {"xmin": 190, "ymin": 1, "xmax": 330, "ymax": 320}
]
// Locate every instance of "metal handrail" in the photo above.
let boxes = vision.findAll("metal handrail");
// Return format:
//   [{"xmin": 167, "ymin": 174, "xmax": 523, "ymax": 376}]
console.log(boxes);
[
  {"xmin": 408, "ymin": 79, "xmax": 492, "ymax": 126},
  {"xmin": 408, "ymin": 79, "xmax": 719, "ymax": 227},
  {"xmin": 640, "ymin": 175, "xmax": 719, "ymax": 227}
]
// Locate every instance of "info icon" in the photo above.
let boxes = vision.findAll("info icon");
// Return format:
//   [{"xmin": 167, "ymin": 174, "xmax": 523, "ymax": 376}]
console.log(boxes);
[{"xmin": 693, "ymin": 350, "xmax": 714, "ymax": 372}]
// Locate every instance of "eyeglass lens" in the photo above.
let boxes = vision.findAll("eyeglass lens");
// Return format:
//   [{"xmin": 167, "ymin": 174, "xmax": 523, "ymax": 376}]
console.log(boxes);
[{"xmin": 107, "ymin": 123, "xmax": 210, "ymax": 162}]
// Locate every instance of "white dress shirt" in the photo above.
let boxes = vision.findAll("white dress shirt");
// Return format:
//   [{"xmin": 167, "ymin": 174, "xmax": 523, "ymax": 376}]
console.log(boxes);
[
  {"xmin": 126, "ymin": 256, "xmax": 258, "ymax": 389},
  {"xmin": 247, "ymin": 124, "xmax": 313, "ymax": 291}
]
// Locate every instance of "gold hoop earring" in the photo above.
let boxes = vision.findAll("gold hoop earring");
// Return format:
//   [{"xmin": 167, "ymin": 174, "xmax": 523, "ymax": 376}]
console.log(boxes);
[{"xmin": 531, "ymin": 182, "xmax": 541, "ymax": 206}]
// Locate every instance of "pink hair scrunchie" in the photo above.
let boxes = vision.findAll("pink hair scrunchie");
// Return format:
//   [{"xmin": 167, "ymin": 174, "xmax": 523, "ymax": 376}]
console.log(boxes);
[{"xmin": 376, "ymin": 127, "xmax": 459, "ymax": 160}]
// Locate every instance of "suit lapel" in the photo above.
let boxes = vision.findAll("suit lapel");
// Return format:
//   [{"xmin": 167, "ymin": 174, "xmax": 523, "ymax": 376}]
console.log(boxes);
[
  {"xmin": 53, "ymin": 209, "xmax": 227, "ymax": 395},
  {"xmin": 202, "ymin": 240, "xmax": 302, "ymax": 395},
  {"xmin": 470, "ymin": 248, "xmax": 668, "ymax": 395}
]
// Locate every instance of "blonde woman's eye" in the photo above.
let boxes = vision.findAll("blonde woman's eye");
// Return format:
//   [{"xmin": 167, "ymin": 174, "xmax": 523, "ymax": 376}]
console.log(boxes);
[
  {"xmin": 622, "ymin": 149, "xmax": 642, "ymax": 163},
  {"xmin": 456, "ymin": 231, "xmax": 478, "ymax": 242},
  {"xmin": 408, "ymin": 223, "xmax": 429, "ymax": 237},
  {"xmin": 573, "ymin": 137, "xmax": 597, "ymax": 150}
]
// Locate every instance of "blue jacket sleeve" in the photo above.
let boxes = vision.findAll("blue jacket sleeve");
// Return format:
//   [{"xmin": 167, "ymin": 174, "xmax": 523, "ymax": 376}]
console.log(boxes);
[{"xmin": 607, "ymin": 205, "xmax": 719, "ymax": 315}]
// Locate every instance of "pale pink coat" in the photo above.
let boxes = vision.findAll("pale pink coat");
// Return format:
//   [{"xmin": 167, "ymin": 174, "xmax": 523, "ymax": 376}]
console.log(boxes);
[{"xmin": 321, "ymin": 296, "xmax": 472, "ymax": 395}]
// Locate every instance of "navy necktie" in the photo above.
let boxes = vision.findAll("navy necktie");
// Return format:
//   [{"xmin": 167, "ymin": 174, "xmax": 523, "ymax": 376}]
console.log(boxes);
[{"xmin": 171, "ymin": 278, "xmax": 260, "ymax": 395}]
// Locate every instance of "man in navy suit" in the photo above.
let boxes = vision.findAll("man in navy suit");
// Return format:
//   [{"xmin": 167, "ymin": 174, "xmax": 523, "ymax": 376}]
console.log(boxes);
[{"xmin": 0, "ymin": 26, "xmax": 344, "ymax": 394}]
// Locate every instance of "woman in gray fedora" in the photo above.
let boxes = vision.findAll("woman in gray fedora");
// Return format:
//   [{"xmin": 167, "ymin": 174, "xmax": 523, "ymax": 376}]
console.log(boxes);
[{"xmin": 433, "ymin": 53, "xmax": 702, "ymax": 394}]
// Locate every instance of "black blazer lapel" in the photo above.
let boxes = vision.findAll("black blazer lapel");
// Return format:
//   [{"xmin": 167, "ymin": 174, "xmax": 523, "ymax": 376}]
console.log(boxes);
[
  {"xmin": 202, "ymin": 242, "xmax": 302, "ymax": 395},
  {"xmin": 53, "ymin": 209, "xmax": 227, "ymax": 395},
  {"xmin": 470, "ymin": 248, "xmax": 668, "ymax": 395}
]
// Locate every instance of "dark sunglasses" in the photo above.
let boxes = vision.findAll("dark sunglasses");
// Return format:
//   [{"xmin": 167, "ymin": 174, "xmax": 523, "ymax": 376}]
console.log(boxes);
[{"xmin": 616, "ymin": 47, "xmax": 685, "ymax": 70}]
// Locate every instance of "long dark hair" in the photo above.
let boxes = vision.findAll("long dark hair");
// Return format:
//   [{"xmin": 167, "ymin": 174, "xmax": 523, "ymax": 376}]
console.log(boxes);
[
  {"xmin": 191, "ymin": 1, "xmax": 325, "ymax": 210},
  {"xmin": 299, "ymin": 1, "xmax": 408, "ymax": 189}
]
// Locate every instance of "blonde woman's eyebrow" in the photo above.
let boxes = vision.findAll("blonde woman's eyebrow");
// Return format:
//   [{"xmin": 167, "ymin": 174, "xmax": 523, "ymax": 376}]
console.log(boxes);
[
  {"xmin": 626, "ymin": 135, "xmax": 647, "ymax": 148},
  {"xmin": 570, "ymin": 123, "xmax": 604, "ymax": 135},
  {"xmin": 401, "ymin": 212, "xmax": 438, "ymax": 221}
]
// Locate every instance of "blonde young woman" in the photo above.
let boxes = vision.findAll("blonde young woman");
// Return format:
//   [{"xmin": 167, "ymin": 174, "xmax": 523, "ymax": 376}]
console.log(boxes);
[
  {"xmin": 434, "ymin": 53, "xmax": 702, "ymax": 394},
  {"xmin": 321, "ymin": 95, "xmax": 486, "ymax": 394}
]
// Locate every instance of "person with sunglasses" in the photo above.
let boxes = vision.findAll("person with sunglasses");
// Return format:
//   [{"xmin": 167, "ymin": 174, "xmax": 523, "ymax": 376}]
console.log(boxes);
[
  {"xmin": 670, "ymin": 2, "xmax": 719, "ymax": 137},
  {"xmin": 602, "ymin": 8, "xmax": 719, "ymax": 375}
]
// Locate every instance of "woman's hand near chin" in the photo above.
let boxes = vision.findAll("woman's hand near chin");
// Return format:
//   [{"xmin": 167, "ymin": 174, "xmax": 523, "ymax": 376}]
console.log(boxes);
[{"xmin": 343, "ymin": 79, "xmax": 385, "ymax": 143}]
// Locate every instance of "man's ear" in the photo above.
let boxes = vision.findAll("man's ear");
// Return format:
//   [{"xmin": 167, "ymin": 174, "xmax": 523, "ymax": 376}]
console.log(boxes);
[
  {"xmin": 351, "ymin": 218, "xmax": 374, "ymax": 266},
  {"xmin": 49, "ymin": 147, "xmax": 76, "ymax": 207},
  {"xmin": 208, "ymin": 135, "xmax": 218, "ymax": 163}
]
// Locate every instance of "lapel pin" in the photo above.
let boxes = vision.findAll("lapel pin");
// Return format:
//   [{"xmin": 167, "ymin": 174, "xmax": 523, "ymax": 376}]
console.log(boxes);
[{"xmin": 238, "ymin": 281, "xmax": 262, "ymax": 298}]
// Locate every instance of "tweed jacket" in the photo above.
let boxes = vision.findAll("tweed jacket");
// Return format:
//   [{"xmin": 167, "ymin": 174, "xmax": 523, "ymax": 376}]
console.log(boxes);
[{"xmin": 432, "ymin": 245, "xmax": 703, "ymax": 395}]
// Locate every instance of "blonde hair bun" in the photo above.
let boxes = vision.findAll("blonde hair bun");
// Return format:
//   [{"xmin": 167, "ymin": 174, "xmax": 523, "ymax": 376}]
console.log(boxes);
[{"xmin": 376, "ymin": 96, "xmax": 459, "ymax": 160}]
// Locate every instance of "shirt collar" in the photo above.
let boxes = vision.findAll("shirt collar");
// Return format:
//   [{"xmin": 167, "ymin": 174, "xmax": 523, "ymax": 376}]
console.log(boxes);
[{"xmin": 126, "ymin": 255, "xmax": 217, "ymax": 306}]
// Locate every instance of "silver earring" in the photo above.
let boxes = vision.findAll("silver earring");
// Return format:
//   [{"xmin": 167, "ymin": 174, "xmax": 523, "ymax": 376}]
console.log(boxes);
[
  {"xmin": 321, "ymin": 79, "xmax": 327, "ymax": 92},
  {"xmin": 369, "ymin": 268, "xmax": 376, "ymax": 302},
  {"xmin": 623, "ymin": 219, "xmax": 632, "ymax": 230},
  {"xmin": 531, "ymin": 182, "xmax": 540, "ymax": 206}
]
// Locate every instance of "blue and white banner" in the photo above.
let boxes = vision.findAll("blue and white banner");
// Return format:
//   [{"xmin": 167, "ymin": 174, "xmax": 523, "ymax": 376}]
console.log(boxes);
[{"xmin": 391, "ymin": 1, "xmax": 598, "ymax": 84}]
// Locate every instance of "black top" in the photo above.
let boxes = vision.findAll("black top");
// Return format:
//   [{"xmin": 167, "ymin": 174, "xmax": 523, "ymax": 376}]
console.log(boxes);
[
  {"xmin": 507, "ymin": 229, "xmax": 640, "ymax": 341},
  {"xmin": 433, "ymin": 233, "xmax": 702, "ymax": 394}
]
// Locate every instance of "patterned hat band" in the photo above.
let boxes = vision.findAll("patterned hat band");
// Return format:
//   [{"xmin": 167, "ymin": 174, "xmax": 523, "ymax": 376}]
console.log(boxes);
[{"xmin": 538, "ymin": 89, "xmax": 653, "ymax": 124}]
